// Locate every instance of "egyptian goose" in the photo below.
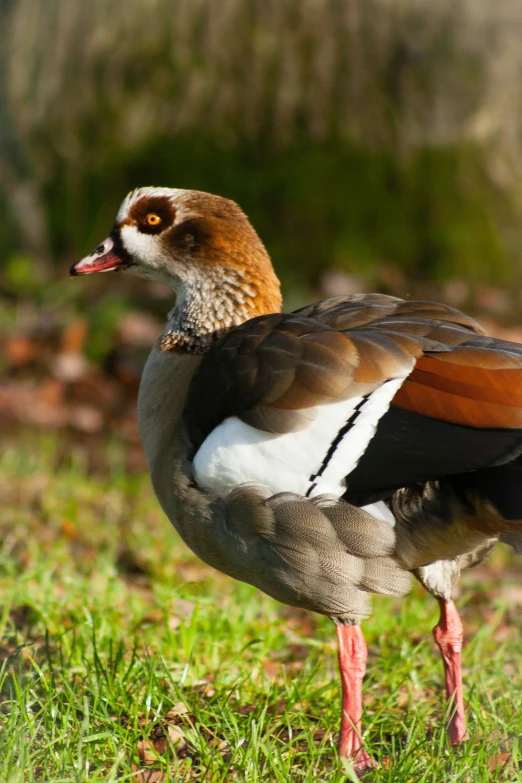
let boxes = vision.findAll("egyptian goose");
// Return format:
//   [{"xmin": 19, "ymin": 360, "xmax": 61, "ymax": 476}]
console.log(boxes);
[{"xmin": 71, "ymin": 187, "xmax": 522, "ymax": 773}]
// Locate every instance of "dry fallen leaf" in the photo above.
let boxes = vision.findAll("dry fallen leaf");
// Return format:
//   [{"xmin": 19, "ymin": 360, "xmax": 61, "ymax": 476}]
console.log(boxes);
[
  {"xmin": 489, "ymin": 751, "xmax": 512, "ymax": 773},
  {"xmin": 167, "ymin": 725, "xmax": 188, "ymax": 750},
  {"xmin": 137, "ymin": 737, "xmax": 167, "ymax": 766},
  {"xmin": 132, "ymin": 765, "xmax": 166, "ymax": 783},
  {"xmin": 166, "ymin": 702, "xmax": 189, "ymax": 719}
]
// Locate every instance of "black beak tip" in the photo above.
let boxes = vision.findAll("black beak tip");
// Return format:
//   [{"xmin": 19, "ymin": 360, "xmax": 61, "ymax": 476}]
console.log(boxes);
[{"xmin": 69, "ymin": 263, "xmax": 78, "ymax": 277}]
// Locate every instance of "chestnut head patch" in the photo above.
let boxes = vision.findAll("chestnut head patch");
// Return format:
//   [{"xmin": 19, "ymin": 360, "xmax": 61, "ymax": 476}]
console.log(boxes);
[{"xmin": 165, "ymin": 217, "xmax": 213, "ymax": 255}]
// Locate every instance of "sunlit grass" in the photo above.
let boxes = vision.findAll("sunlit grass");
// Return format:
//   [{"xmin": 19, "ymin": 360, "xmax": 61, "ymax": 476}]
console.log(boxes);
[{"xmin": 1, "ymin": 435, "xmax": 521, "ymax": 781}]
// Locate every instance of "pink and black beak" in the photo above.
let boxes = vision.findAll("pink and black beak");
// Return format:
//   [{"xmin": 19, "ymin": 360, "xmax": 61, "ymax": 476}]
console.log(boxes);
[{"xmin": 70, "ymin": 234, "xmax": 132, "ymax": 276}]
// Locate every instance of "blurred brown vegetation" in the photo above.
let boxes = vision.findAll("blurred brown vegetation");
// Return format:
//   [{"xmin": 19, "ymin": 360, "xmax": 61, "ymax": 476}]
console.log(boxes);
[{"xmin": 2, "ymin": 0, "xmax": 522, "ymax": 443}]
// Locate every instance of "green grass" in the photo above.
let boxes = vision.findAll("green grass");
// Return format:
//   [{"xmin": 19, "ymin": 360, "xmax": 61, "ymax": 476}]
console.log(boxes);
[{"xmin": 1, "ymin": 436, "xmax": 521, "ymax": 782}]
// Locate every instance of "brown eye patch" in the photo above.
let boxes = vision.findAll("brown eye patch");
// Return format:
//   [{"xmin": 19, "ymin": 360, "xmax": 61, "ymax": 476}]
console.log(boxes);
[
  {"xmin": 166, "ymin": 217, "xmax": 212, "ymax": 255},
  {"xmin": 127, "ymin": 195, "xmax": 176, "ymax": 234}
]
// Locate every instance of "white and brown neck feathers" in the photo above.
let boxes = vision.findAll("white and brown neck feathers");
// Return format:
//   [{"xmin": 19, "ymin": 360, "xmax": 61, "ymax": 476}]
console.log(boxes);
[
  {"xmin": 159, "ymin": 249, "xmax": 281, "ymax": 353},
  {"xmin": 115, "ymin": 187, "xmax": 282, "ymax": 353}
]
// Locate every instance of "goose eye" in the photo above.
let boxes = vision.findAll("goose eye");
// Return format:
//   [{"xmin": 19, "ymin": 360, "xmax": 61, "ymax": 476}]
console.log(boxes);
[{"xmin": 146, "ymin": 213, "xmax": 162, "ymax": 226}]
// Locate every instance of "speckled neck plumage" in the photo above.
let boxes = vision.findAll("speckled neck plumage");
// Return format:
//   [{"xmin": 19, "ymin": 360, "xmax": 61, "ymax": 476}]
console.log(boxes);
[{"xmin": 159, "ymin": 261, "xmax": 280, "ymax": 353}]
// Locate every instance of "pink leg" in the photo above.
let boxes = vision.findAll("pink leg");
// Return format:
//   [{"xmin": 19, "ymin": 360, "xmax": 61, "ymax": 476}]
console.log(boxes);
[
  {"xmin": 336, "ymin": 625, "xmax": 373, "ymax": 772},
  {"xmin": 432, "ymin": 599, "xmax": 467, "ymax": 744}
]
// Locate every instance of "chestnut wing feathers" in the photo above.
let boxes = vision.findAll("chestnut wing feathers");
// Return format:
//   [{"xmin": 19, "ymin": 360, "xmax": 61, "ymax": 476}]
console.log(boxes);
[{"xmin": 185, "ymin": 297, "xmax": 522, "ymax": 499}]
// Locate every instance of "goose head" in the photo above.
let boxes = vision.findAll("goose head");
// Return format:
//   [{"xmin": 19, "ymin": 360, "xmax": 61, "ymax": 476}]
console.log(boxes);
[{"xmin": 71, "ymin": 187, "xmax": 281, "ymax": 309}]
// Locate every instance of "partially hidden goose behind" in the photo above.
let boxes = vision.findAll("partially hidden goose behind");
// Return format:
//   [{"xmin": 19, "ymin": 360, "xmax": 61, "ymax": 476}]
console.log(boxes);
[{"xmin": 71, "ymin": 187, "xmax": 522, "ymax": 773}]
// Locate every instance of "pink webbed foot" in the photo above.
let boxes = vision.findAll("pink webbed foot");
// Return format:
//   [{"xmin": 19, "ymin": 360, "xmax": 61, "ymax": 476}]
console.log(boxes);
[{"xmin": 433, "ymin": 598, "xmax": 467, "ymax": 745}]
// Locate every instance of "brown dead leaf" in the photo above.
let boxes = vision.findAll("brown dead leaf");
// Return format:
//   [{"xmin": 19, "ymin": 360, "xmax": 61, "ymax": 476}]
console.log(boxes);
[
  {"xmin": 132, "ymin": 765, "xmax": 166, "ymax": 783},
  {"xmin": 207, "ymin": 737, "xmax": 232, "ymax": 762},
  {"xmin": 210, "ymin": 738, "xmax": 230, "ymax": 753},
  {"xmin": 136, "ymin": 706, "xmax": 194, "ymax": 771},
  {"xmin": 489, "ymin": 752, "xmax": 512, "ymax": 773},
  {"xmin": 166, "ymin": 702, "xmax": 189, "ymax": 719},
  {"xmin": 167, "ymin": 724, "xmax": 187, "ymax": 749},
  {"xmin": 137, "ymin": 737, "xmax": 167, "ymax": 766}
]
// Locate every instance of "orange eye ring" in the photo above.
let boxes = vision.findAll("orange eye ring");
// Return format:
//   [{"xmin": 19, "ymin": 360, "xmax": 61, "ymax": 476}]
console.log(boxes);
[{"xmin": 146, "ymin": 213, "xmax": 162, "ymax": 226}]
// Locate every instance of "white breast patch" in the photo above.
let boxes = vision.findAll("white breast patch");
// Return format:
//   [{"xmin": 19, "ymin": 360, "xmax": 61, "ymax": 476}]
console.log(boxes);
[{"xmin": 193, "ymin": 378, "xmax": 404, "ymax": 516}]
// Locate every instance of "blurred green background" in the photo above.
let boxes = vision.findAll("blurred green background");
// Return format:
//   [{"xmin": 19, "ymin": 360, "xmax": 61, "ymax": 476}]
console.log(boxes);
[{"xmin": 2, "ymin": 0, "xmax": 522, "ymax": 442}]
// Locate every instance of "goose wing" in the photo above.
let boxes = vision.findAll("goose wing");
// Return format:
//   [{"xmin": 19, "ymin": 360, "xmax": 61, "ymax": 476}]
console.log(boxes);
[{"xmin": 185, "ymin": 296, "xmax": 522, "ymax": 501}]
